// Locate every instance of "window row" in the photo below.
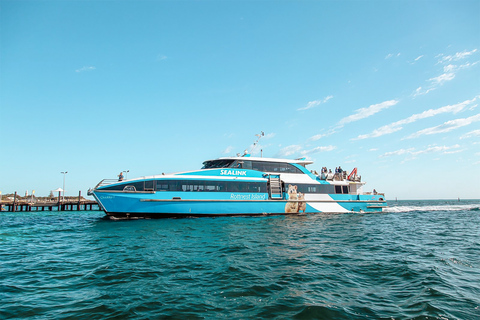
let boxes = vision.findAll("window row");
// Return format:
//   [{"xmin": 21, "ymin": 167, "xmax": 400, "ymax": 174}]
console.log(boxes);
[
  {"xmin": 102, "ymin": 180, "xmax": 349, "ymax": 195},
  {"xmin": 294, "ymin": 184, "xmax": 336, "ymax": 194},
  {"xmin": 103, "ymin": 179, "xmax": 267, "ymax": 193},
  {"xmin": 202, "ymin": 160, "xmax": 304, "ymax": 174},
  {"xmin": 291, "ymin": 184, "xmax": 349, "ymax": 194}
]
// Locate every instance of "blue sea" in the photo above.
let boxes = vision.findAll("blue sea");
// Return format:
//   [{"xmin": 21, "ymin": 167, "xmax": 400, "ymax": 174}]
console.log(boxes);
[{"xmin": 1, "ymin": 200, "xmax": 479, "ymax": 319}]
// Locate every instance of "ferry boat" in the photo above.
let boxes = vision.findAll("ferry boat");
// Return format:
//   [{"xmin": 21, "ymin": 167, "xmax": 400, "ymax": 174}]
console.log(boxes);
[{"xmin": 89, "ymin": 154, "xmax": 387, "ymax": 219}]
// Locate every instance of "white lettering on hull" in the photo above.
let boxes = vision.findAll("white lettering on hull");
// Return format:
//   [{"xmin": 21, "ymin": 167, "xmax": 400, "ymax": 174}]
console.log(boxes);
[
  {"xmin": 220, "ymin": 169, "xmax": 247, "ymax": 176},
  {"xmin": 230, "ymin": 193, "xmax": 267, "ymax": 200}
]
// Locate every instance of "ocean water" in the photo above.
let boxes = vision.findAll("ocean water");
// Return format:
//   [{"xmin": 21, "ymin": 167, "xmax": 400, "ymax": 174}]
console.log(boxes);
[{"xmin": 1, "ymin": 200, "xmax": 479, "ymax": 319}]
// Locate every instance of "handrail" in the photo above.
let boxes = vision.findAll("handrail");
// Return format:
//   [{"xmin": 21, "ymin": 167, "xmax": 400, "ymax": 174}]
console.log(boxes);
[{"xmin": 94, "ymin": 179, "xmax": 120, "ymax": 189}]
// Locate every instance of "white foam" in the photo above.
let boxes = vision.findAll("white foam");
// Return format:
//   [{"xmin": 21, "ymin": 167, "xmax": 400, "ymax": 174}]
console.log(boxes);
[{"xmin": 384, "ymin": 204, "xmax": 479, "ymax": 213}]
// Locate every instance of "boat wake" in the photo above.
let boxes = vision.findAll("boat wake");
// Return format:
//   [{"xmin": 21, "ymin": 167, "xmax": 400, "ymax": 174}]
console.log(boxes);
[{"xmin": 384, "ymin": 204, "xmax": 480, "ymax": 213}]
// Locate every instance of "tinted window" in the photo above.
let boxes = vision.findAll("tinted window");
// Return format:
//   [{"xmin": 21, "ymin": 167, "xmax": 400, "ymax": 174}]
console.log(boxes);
[
  {"xmin": 103, "ymin": 181, "xmax": 145, "ymax": 191},
  {"xmin": 145, "ymin": 180, "xmax": 154, "ymax": 191},
  {"xmin": 201, "ymin": 160, "xmax": 235, "ymax": 169},
  {"xmin": 296, "ymin": 184, "xmax": 335, "ymax": 194},
  {"xmin": 156, "ymin": 179, "xmax": 266, "ymax": 193},
  {"xmin": 251, "ymin": 161, "xmax": 303, "ymax": 174},
  {"xmin": 234, "ymin": 160, "xmax": 252, "ymax": 170}
]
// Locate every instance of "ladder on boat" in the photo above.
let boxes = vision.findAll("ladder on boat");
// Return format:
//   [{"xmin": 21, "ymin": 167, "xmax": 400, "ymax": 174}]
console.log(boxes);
[{"xmin": 268, "ymin": 175, "xmax": 283, "ymax": 200}]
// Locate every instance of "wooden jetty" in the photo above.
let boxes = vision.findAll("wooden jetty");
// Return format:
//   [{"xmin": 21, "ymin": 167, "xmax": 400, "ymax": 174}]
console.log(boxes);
[{"xmin": 1, "ymin": 191, "xmax": 101, "ymax": 212}]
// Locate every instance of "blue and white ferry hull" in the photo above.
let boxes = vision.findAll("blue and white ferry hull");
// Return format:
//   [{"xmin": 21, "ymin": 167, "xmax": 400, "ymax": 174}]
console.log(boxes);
[{"xmin": 90, "ymin": 157, "xmax": 387, "ymax": 219}]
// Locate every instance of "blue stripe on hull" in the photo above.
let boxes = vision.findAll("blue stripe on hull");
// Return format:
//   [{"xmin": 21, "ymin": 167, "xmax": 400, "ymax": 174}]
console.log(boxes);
[{"xmin": 93, "ymin": 191, "xmax": 387, "ymax": 218}]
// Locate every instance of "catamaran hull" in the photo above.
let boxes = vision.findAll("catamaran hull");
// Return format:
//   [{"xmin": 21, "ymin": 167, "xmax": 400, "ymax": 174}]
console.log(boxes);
[{"xmin": 92, "ymin": 191, "xmax": 387, "ymax": 219}]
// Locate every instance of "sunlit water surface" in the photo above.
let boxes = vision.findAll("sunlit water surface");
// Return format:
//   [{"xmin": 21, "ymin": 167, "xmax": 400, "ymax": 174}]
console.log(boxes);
[{"xmin": 1, "ymin": 200, "xmax": 479, "ymax": 319}]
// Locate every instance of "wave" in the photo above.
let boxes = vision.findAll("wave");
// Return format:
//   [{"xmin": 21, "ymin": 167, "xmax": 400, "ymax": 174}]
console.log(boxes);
[{"xmin": 384, "ymin": 204, "xmax": 480, "ymax": 213}]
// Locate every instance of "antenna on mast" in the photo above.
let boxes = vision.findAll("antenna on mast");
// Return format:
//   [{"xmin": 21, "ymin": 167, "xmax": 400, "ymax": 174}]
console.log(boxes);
[{"xmin": 249, "ymin": 131, "xmax": 265, "ymax": 155}]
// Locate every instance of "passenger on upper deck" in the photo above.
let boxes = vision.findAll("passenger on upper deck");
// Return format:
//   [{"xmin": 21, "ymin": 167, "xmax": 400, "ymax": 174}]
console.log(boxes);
[{"xmin": 118, "ymin": 172, "xmax": 124, "ymax": 181}]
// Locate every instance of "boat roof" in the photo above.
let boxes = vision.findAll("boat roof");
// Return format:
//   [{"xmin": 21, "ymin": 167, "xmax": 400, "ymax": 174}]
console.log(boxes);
[{"xmin": 204, "ymin": 156, "xmax": 314, "ymax": 166}]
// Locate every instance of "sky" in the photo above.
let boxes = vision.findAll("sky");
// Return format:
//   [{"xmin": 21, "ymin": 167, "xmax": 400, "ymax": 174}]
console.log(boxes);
[{"xmin": 1, "ymin": 0, "xmax": 479, "ymax": 200}]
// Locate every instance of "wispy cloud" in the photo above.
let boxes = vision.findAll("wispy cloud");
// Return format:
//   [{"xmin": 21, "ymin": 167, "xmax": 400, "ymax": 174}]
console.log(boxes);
[
  {"xmin": 460, "ymin": 129, "xmax": 480, "ymax": 139},
  {"xmin": 413, "ymin": 86, "xmax": 435, "ymax": 97},
  {"xmin": 263, "ymin": 132, "xmax": 276, "ymax": 139},
  {"xmin": 414, "ymin": 55, "xmax": 424, "ymax": 62},
  {"xmin": 75, "ymin": 66, "xmax": 96, "ymax": 73},
  {"xmin": 310, "ymin": 128, "xmax": 337, "ymax": 141},
  {"xmin": 353, "ymin": 125, "xmax": 403, "ymax": 140},
  {"xmin": 353, "ymin": 97, "xmax": 478, "ymax": 140},
  {"xmin": 297, "ymin": 95, "xmax": 333, "ymax": 111},
  {"xmin": 222, "ymin": 146, "xmax": 234, "ymax": 154},
  {"xmin": 300, "ymin": 145, "xmax": 336, "ymax": 156},
  {"xmin": 413, "ymin": 49, "xmax": 478, "ymax": 97},
  {"xmin": 157, "ymin": 54, "xmax": 168, "ymax": 61},
  {"xmin": 381, "ymin": 144, "xmax": 461, "ymax": 158},
  {"xmin": 275, "ymin": 144, "xmax": 335, "ymax": 158},
  {"xmin": 437, "ymin": 49, "xmax": 477, "ymax": 64},
  {"xmin": 404, "ymin": 113, "xmax": 480, "ymax": 139},
  {"xmin": 381, "ymin": 148, "xmax": 415, "ymax": 157},
  {"xmin": 385, "ymin": 53, "xmax": 401, "ymax": 59},
  {"xmin": 429, "ymin": 72, "xmax": 455, "ymax": 85},
  {"xmin": 276, "ymin": 145, "xmax": 302, "ymax": 157},
  {"xmin": 338, "ymin": 100, "xmax": 398, "ymax": 126}
]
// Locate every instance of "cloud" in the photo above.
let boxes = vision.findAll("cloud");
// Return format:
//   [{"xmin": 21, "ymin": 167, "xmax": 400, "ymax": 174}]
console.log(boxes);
[
  {"xmin": 338, "ymin": 100, "xmax": 398, "ymax": 126},
  {"xmin": 385, "ymin": 53, "xmax": 401, "ymax": 59},
  {"xmin": 414, "ymin": 55, "xmax": 424, "ymax": 62},
  {"xmin": 300, "ymin": 145, "xmax": 336, "ymax": 156},
  {"xmin": 424, "ymin": 61, "xmax": 479, "ymax": 86},
  {"xmin": 413, "ymin": 49, "xmax": 478, "ymax": 97},
  {"xmin": 443, "ymin": 61, "xmax": 479, "ymax": 74},
  {"xmin": 429, "ymin": 72, "xmax": 455, "ymax": 85},
  {"xmin": 276, "ymin": 145, "xmax": 302, "ymax": 157},
  {"xmin": 310, "ymin": 128, "xmax": 337, "ymax": 141},
  {"xmin": 354, "ymin": 125, "xmax": 403, "ymax": 140},
  {"xmin": 263, "ymin": 132, "xmax": 276, "ymax": 139},
  {"xmin": 75, "ymin": 66, "xmax": 95, "ymax": 73},
  {"xmin": 157, "ymin": 54, "xmax": 167, "ymax": 61},
  {"xmin": 298, "ymin": 95, "xmax": 333, "ymax": 111},
  {"xmin": 275, "ymin": 144, "xmax": 335, "ymax": 158},
  {"xmin": 443, "ymin": 64, "xmax": 455, "ymax": 72},
  {"xmin": 437, "ymin": 49, "xmax": 478, "ymax": 64},
  {"xmin": 460, "ymin": 129, "xmax": 480, "ymax": 139},
  {"xmin": 413, "ymin": 86, "xmax": 435, "ymax": 97},
  {"xmin": 381, "ymin": 145, "xmax": 461, "ymax": 157},
  {"xmin": 353, "ymin": 97, "xmax": 478, "ymax": 140},
  {"xmin": 222, "ymin": 146, "xmax": 234, "ymax": 154},
  {"xmin": 412, "ymin": 145, "xmax": 461, "ymax": 155},
  {"xmin": 404, "ymin": 113, "xmax": 480, "ymax": 139},
  {"xmin": 381, "ymin": 148, "xmax": 415, "ymax": 157}
]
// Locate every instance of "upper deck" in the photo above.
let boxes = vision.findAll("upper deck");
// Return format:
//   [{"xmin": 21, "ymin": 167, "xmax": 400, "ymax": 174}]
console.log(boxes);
[
  {"xmin": 201, "ymin": 156, "xmax": 312, "ymax": 174},
  {"xmin": 92, "ymin": 155, "xmax": 365, "ymax": 193}
]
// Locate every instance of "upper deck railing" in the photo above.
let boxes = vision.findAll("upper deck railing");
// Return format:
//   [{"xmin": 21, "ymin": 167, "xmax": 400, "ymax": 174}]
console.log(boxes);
[{"xmin": 94, "ymin": 179, "xmax": 119, "ymax": 190}]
